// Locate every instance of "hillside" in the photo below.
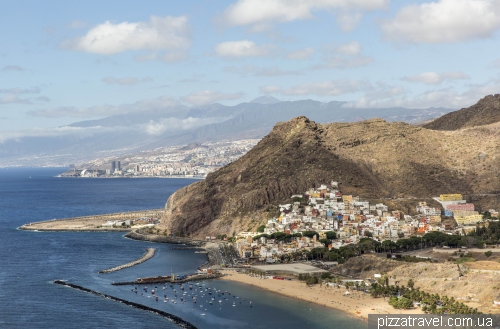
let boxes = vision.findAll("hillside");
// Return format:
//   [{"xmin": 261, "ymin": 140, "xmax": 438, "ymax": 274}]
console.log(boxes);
[
  {"xmin": 160, "ymin": 116, "xmax": 500, "ymax": 238},
  {"xmin": 424, "ymin": 94, "xmax": 500, "ymax": 130}
]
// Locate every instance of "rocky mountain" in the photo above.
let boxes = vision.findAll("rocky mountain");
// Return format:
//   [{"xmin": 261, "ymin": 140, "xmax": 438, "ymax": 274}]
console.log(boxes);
[
  {"xmin": 160, "ymin": 114, "xmax": 500, "ymax": 238},
  {"xmin": 424, "ymin": 94, "xmax": 500, "ymax": 130}
]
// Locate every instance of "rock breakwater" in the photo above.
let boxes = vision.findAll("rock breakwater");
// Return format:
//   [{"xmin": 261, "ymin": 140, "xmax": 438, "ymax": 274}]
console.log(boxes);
[
  {"xmin": 53, "ymin": 280, "xmax": 197, "ymax": 329},
  {"xmin": 99, "ymin": 248, "xmax": 156, "ymax": 274},
  {"xmin": 125, "ymin": 230, "xmax": 205, "ymax": 247}
]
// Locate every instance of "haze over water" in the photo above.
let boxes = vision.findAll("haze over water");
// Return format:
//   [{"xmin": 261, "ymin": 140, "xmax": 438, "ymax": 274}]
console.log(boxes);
[{"xmin": 0, "ymin": 167, "xmax": 361, "ymax": 328}]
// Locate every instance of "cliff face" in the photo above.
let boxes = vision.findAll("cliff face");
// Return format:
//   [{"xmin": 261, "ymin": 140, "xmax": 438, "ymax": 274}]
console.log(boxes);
[
  {"xmin": 161, "ymin": 116, "xmax": 500, "ymax": 238},
  {"xmin": 424, "ymin": 94, "xmax": 500, "ymax": 131}
]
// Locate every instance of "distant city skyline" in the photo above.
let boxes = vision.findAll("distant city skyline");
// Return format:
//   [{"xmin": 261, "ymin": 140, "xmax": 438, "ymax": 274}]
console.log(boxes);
[{"xmin": 2, "ymin": 0, "xmax": 500, "ymax": 138}]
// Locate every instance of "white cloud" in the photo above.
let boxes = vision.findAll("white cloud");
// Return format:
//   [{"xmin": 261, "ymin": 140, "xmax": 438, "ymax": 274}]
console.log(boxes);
[
  {"xmin": 219, "ymin": 0, "xmax": 389, "ymax": 30},
  {"xmin": 313, "ymin": 41, "xmax": 372, "ymax": 69},
  {"xmin": 0, "ymin": 116, "xmax": 232, "ymax": 143},
  {"xmin": 277, "ymin": 79, "xmax": 367, "ymax": 96},
  {"xmin": 69, "ymin": 20, "xmax": 87, "ymax": 29},
  {"xmin": 61, "ymin": 15, "xmax": 190, "ymax": 55},
  {"xmin": 36, "ymin": 96, "xmax": 51, "ymax": 102},
  {"xmin": 0, "ymin": 126, "xmax": 115, "ymax": 143},
  {"xmin": 0, "ymin": 87, "xmax": 40, "ymax": 94},
  {"xmin": 343, "ymin": 80, "xmax": 500, "ymax": 109},
  {"xmin": 286, "ymin": 48, "xmax": 314, "ymax": 60},
  {"xmin": 1, "ymin": 65, "xmax": 24, "ymax": 72},
  {"xmin": 492, "ymin": 58, "xmax": 500, "ymax": 68},
  {"xmin": 336, "ymin": 12, "xmax": 362, "ymax": 32},
  {"xmin": 144, "ymin": 117, "xmax": 229, "ymax": 135},
  {"xmin": 133, "ymin": 51, "xmax": 188, "ymax": 63},
  {"xmin": 335, "ymin": 41, "xmax": 361, "ymax": 55},
  {"xmin": 102, "ymin": 76, "xmax": 153, "ymax": 86},
  {"xmin": 0, "ymin": 94, "xmax": 32, "ymax": 105},
  {"xmin": 182, "ymin": 90, "xmax": 243, "ymax": 106},
  {"xmin": 382, "ymin": 0, "xmax": 500, "ymax": 44},
  {"xmin": 214, "ymin": 40, "xmax": 272, "ymax": 57},
  {"xmin": 0, "ymin": 86, "xmax": 41, "ymax": 105},
  {"xmin": 260, "ymin": 85, "xmax": 283, "ymax": 94},
  {"xmin": 28, "ymin": 96, "xmax": 179, "ymax": 118},
  {"xmin": 402, "ymin": 72, "xmax": 469, "ymax": 85},
  {"xmin": 224, "ymin": 65, "xmax": 301, "ymax": 76}
]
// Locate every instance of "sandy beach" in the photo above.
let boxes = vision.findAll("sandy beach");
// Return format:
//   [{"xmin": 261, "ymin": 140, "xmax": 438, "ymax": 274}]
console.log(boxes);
[{"xmin": 219, "ymin": 270, "xmax": 424, "ymax": 321}]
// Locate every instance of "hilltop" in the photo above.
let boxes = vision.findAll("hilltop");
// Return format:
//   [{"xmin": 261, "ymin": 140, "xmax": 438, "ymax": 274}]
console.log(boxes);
[
  {"xmin": 424, "ymin": 94, "xmax": 500, "ymax": 130},
  {"xmin": 160, "ymin": 113, "xmax": 500, "ymax": 238}
]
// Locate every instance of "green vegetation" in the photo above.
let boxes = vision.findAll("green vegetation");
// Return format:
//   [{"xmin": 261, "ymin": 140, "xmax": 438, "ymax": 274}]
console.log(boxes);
[
  {"xmin": 324, "ymin": 231, "xmax": 337, "ymax": 240},
  {"xmin": 256, "ymin": 225, "xmax": 266, "ymax": 233},
  {"xmin": 298, "ymin": 274, "xmax": 319, "ymax": 285},
  {"xmin": 485, "ymin": 250, "xmax": 492, "ymax": 257},
  {"xmin": 454, "ymin": 257, "xmax": 475, "ymax": 264},
  {"xmin": 388, "ymin": 296, "xmax": 413, "ymax": 309},
  {"xmin": 370, "ymin": 282, "xmax": 480, "ymax": 314}
]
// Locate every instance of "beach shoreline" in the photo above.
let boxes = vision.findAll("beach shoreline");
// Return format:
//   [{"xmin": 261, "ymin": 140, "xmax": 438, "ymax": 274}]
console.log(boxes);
[{"xmin": 218, "ymin": 270, "xmax": 424, "ymax": 321}]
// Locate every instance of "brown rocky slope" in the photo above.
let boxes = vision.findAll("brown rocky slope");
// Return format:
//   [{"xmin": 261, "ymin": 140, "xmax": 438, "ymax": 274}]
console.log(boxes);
[
  {"xmin": 424, "ymin": 94, "xmax": 500, "ymax": 130},
  {"xmin": 161, "ymin": 114, "xmax": 500, "ymax": 238}
]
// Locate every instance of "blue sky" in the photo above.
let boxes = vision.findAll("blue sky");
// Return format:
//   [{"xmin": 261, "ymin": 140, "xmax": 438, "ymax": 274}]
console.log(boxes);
[{"xmin": 1, "ymin": 0, "xmax": 500, "ymax": 135}]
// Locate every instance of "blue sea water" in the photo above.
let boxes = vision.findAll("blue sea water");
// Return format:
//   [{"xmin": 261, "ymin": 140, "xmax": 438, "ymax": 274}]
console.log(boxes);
[{"xmin": 0, "ymin": 168, "xmax": 363, "ymax": 329}]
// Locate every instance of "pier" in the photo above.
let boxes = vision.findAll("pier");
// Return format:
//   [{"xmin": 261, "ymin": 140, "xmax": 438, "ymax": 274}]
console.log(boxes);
[
  {"xmin": 99, "ymin": 248, "xmax": 156, "ymax": 273},
  {"xmin": 111, "ymin": 273, "xmax": 222, "ymax": 286}
]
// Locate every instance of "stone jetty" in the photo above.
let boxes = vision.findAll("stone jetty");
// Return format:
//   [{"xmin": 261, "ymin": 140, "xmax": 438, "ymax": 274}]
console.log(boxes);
[
  {"xmin": 99, "ymin": 248, "xmax": 156, "ymax": 273},
  {"xmin": 53, "ymin": 280, "xmax": 197, "ymax": 329}
]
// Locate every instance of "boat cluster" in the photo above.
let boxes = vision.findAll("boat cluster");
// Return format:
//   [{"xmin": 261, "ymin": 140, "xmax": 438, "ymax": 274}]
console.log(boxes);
[{"xmin": 130, "ymin": 281, "xmax": 253, "ymax": 315}]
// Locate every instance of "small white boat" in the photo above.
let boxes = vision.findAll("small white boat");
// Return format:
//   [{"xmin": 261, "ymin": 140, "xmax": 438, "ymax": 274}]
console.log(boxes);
[{"xmin": 201, "ymin": 314, "xmax": 205, "ymax": 316}]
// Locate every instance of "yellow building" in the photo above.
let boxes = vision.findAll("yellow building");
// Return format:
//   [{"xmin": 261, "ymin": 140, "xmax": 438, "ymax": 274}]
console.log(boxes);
[
  {"xmin": 440, "ymin": 194, "xmax": 463, "ymax": 201},
  {"xmin": 342, "ymin": 195, "xmax": 353, "ymax": 203},
  {"xmin": 453, "ymin": 210, "xmax": 478, "ymax": 217},
  {"xmin": 455, "ymin": 214, "xmax": 483, "ymax": 225},
  {"xmin": 429, "ymin": 216, "xmax": 441, "ymax": 223}
]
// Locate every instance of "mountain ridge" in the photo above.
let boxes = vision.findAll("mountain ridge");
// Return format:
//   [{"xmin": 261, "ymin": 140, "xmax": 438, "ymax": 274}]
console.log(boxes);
[{"xmin": 423, "ymin": 94, "xmax": 500, "ymax": 130}]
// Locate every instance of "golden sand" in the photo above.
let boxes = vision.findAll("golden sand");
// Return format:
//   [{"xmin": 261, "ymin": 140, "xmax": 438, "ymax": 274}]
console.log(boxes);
[{"xmin": 219, "ymin": 270, "xmax": 424, "ymax": 321}]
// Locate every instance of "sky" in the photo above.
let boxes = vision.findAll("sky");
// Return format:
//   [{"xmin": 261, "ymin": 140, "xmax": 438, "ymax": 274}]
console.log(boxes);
[{"xmin": 1, "ymin": 0, "xmax": 500, "ymax": 133}]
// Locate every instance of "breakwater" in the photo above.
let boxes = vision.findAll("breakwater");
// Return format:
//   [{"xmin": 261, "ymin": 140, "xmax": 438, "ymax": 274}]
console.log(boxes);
[
  {"xmin": 125, "ymin": 230, "xmax": 205, "ymax": 247},
  {"xmin": 53, "ymin": 280, "xmax": 197, "ymax": 329},
  {"xmin": 99, "ymin": 248, "xmax": 156, "ymax": 273}
]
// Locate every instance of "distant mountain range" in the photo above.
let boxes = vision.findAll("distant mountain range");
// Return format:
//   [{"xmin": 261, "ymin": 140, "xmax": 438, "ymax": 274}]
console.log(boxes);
[{"xmin": 0, "ymin": 96, "xmax": 455, "ymax": 166}]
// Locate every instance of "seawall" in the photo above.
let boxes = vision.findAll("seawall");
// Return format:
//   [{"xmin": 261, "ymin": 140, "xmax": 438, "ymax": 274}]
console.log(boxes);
[{"xmin": 125, "ymin": 230, "xmax": 205, "ymax": 247}]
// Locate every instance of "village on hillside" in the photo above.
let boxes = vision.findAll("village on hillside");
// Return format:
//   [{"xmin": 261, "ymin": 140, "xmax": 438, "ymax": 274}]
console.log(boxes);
[{"xmin": 226, "ymin": 181, "xmax": 498, "ymax": 264}]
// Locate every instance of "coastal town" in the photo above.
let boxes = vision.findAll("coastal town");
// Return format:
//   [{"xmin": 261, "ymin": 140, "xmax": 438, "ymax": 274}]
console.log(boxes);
[
  {"xmin": 59, "ymin": 139, "xmax": 259, "ymax": 178},
  {"xmin": 228, "ymin": 181, "xmax": 497, "ymax": 264}
]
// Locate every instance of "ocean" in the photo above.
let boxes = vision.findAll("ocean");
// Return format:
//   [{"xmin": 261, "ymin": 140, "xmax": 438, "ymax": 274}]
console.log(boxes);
[{"xmin": 0, "ymin": 167, "xmax": 362, "ymax": 328}]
